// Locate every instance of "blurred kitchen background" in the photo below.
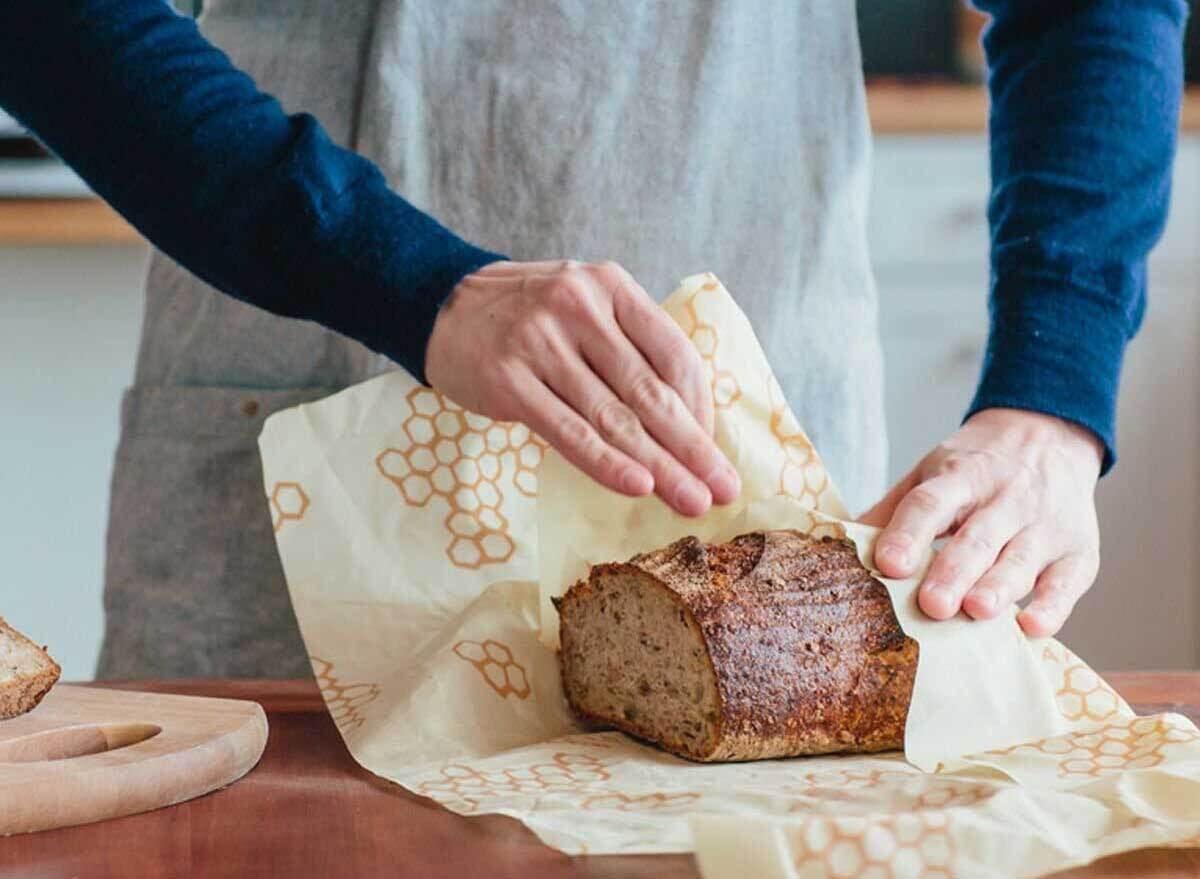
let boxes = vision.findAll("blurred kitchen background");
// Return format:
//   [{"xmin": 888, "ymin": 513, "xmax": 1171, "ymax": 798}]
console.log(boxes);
[{"xmin": 2, "ymin": 2, "xmax": 1198, "ymax": 679}]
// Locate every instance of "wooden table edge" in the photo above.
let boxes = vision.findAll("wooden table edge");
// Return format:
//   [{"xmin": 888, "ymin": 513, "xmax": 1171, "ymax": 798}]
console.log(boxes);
[{"xmin": 77, "ymin": 670, "xmax": 1200, "ymax": 712}]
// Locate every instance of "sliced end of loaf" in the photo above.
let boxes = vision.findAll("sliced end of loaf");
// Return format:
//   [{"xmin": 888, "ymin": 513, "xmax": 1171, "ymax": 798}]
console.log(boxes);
[
  {"xmin": 0, "ymin": 617, "xmax": 61, "ymax": 720},
  {"xmin": 557, "ymin": 567, "xmax": 722, "ymax": 761}
]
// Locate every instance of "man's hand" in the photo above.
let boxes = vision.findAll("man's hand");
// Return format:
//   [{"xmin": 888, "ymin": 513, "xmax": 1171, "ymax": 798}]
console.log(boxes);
[
  {"xmin": 425, "ymin": 260, "xmax": 740, "ymax": 517},
  {"xmin": 861, "ymin": 408, "xmax": 1103, "ymax": 636}
]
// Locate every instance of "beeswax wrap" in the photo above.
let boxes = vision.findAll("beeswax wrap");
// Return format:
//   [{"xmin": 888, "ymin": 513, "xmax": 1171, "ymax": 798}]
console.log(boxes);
[{"xmin": 260, "ymin": 274, "xmax": 1200, "ymax": 878}]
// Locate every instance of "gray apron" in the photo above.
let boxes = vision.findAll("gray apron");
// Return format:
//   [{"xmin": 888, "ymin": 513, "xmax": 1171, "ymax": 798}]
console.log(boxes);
[{"xmin": 98, "ymin": 0, "xmax": 886, "ymax": 679}]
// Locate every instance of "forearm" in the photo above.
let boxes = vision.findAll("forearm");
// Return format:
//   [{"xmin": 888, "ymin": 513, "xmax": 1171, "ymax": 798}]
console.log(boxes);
[
  {"xmin": 0, "ymin": 0, "xmax": 502, "ymax": 381},
  {"xmin": 967, "ymin": 0, "xmax": 1186, "ymax": 472}
]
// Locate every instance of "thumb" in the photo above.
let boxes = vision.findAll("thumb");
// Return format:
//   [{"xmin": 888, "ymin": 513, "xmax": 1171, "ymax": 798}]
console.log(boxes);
[{"xmin": 857, "ymin": 467, "xmax": 920, "ymax": 528}]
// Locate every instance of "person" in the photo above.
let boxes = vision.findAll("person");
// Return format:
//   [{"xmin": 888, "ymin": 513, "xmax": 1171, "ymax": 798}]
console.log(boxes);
[{"xmin": 0, "ymin": 1, "xmax": 1184, "ymax": 678}]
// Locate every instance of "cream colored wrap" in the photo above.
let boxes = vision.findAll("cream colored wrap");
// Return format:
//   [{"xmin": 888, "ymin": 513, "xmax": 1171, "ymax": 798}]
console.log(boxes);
[{"xmin": 260, "ymin": 273, "xmax": 1200, "ymax": 878}]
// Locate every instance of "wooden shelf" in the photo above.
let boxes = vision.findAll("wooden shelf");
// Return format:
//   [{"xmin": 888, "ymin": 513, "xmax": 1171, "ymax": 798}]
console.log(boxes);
[
  {"xmin": 0, "ymin": 198, "xmax": 140, "ymax": 245},
  {"xmin": 2, "ymin": 82, "xmax": 1198, "ymax": 245},
  {"xmin": 867, "ymin": 81, "xmax": 990, "ymax": 134},
  {"xmin": 867, "ymin": 80, "xmax": 1200, "ymax": 134}
]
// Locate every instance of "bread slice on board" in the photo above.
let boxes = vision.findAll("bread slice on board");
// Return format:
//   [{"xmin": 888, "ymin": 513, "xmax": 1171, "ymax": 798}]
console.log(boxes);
[
  {"xmin": 555, "ymin": 530, "xmax": 917, "ymax": 762},
  {"xmin": 0, "ymin": 617, "xmax": 61, "ymax": 720}
]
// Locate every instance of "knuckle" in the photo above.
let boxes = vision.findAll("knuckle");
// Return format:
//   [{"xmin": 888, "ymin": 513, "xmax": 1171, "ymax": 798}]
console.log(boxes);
[
  {"xmin": 937, "ymin": 449, "xmax": 968, "ymax": 475},
  {"xmin": 680, "ymin": 437, "xmax": 715, "ymax": 471},
  {"xmin": 547, "ymin": 277, "xmax": 595, "ymax": 318},
  {"xmin": 904, "ymin": 486, "xmax": 943, "ymax": 516},
  {"xmin": 1038, "ymin": 576, "xmax": 1073, "ymax": 600},
  {"xmin": 930, "ymin": 556, "xmax": 964, "ymax": 585},
  {"xmin": 593, "ymin": 399, "xmax": 642, "ymax": 442},
  {"xmin": 592, "ymin": 260, "xmax": 628, "ymax": 282},
  {"xmin": 591, "ymin": 445, "xmax": 623, "ymax": 480},
  {"xmin": 1003, "ymin": 544, "xmax": 1038, "ymax": 571},
  {"xmin": 938, "ymin": 451, "xmax": 991, "ymax": 493},
  {"xmin": 556, "ymin": 413, "xmax": 596, "ymax": 454},
  {"xmin": 985, "ymin": 568, "xmax": 1029, "ymax": 598},
  {"xmin": 956, "ymin": 527, "xmax": 995, "ymax": 557},
  {"xmin": 660, "ymin": 335, "xmax": 703, "ymax": 385},
  {"xmin": 628, "ymin": 372, "xmax": 675, "ymax": 413}
]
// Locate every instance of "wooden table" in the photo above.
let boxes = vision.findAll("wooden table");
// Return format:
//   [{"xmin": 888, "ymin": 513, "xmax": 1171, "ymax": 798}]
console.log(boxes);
[{"xmin": 1, "ymin": 674, "xmax": 1198, "ymax": 879}]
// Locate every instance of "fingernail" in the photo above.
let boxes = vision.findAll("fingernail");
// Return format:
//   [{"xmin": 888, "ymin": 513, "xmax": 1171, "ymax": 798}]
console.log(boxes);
[
  {"xmin": 675, "ymin": 481, "xmax": 711, "ymax": 516},
  {"xmin": 879, "ymin": 544, "xmax": 908, "ymax": 569},
  {"xmin": 622, "ymin": 469, "xmax": 652, "ymax": 496},
  {"xmin": 974, "ymin": 590, "xmax": 997, "ymax": 612}
]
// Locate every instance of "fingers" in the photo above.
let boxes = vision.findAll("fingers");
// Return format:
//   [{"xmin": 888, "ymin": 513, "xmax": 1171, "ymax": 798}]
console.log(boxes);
[
  {"xmin": 917, "ymin": 501, "xmax": 1023, "ymax": 619},
  {"xmin": 960, "ymin": 529, "xmax": 1042, "ymax": 620},
  {"xmin": 536, "ymin": 343, "xmax": 715, "ymax": 517},
  {"xmin": 860, "ymin": 468, "xmax": 920, "ymax": 529},
  {"xmin": 607, "ymin": 267, "xmax": 716, "ymax": 437},
  {"xmin": 1018, "ymin": 552, "xmax": 1098, "ymax": 637},
  {"xmin": 578, "ymin": 315, "xmax": 739, "ymax": 507},
  {"xmin": 874, "ymin": 473, "xmax": 976, "ymax": 579},
  {"xmin": 505, "ymin": 366, "xmax": 654, "ymax": 500}
]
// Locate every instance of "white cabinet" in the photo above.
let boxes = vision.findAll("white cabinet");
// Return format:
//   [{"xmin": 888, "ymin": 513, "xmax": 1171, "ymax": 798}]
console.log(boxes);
[
  {"xmin": 870, "ymin": 136, "xmax": 1200, "ymax": 670},
  {"xmin": 0, "ymin": 244, "xmax": 148, "ymax": 679}
]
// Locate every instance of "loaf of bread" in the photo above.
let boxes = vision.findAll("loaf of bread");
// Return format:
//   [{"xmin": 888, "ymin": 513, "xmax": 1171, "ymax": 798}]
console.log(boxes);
[
  {"xmin": 555, "ymin": 530, "xmax": 917, "ymax": 762},
  {"xmin": 0, "ymin": 617, "xmax": 61, "ymax": 720}
]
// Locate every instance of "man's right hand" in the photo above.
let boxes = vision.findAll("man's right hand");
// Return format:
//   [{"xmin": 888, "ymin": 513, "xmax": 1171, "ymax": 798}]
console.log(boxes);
[{"xmin": 425, "ymin": 260, "xmax": 740, "ymax": 517}]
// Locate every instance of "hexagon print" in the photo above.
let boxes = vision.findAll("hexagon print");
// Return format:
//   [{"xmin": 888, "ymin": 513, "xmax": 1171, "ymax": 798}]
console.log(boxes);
[
  {"xmin": 453, "ymin": 639, "xmax": 531, "ymax": 700},
  {"xmin": 377, "ymin": 387, "xmax": 546, "ymax": 569}
]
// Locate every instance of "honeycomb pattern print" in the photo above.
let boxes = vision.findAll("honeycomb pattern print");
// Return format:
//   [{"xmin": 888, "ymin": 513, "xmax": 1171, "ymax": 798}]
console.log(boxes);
[
  {"xmin": 785, "ymin": 769, "xmax": 993, "ymax": 814},
  {"xmin": 1041, "ymin": 643, "xmax": 1129, "ymax": 724},
  {"xmin": 789, "ymin": 507, "xmax": 848, "ymax": 543},
  {"xmin": 546, "ymin": 732, "xmax": 620, "ymax": 750},
  {"xmin": 452, "ymin": 639, "xmax": 531, "ymax": 700},
  {"xmin": 995, "ymin": 715, "xmax": 1200, "ymax": 777},
  {"xmin": 800, "ymin": 767, "xmax": 911, "ymax": 789},
  {"xmin": 310, "ymin": 656, "xmax": 381, "ymax": 733},
  {"xmin": 582, "ymin": 792, "xmax": 701, "ymax": 812},
  {"xmin": 376, "ymin": 387, "xmax": 546, "ymax": 569},
  {"xmin": 269, "ymin": 481, "xmax": 309, "ymax": 533},
  {"xmin": 767, "ymin": 375, "xmax": 834, "ymax": 509},
  {"xmin": 678, "ymin": 278, "xmax": 742, "ymax": 410},
  {"xmin": 1056, "ymin": 663, "xmax": 1123, "ymax": 723},
  {"xmin": 417, "ymin": 752, "xmax": 610, "ymax": 814},
  {"xmin": 787, "ymin": 812, "xmax": 958, "ymax": 879},
  {"xmin": 912, "ymin": 782, "xmax": 994, "ymax": 811}
]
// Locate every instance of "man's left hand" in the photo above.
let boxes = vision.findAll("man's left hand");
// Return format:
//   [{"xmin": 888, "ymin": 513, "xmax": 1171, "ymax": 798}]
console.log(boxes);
[{"xmin": 861, "ymin": 407, "xmax": 1103, "ymax": 637}]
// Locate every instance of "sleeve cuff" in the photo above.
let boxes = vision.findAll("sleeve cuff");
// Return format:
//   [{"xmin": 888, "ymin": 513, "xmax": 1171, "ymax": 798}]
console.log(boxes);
[
  {"xmin": 373, "ymin": 235, "xmax": 507, "ymax": 385},
  {"xmin": 965, "ymin": 271, "xmax": 1138, "ymax": 476}
]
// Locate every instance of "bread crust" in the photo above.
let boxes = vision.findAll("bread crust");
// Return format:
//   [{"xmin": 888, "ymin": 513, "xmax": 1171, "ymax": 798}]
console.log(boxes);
[
  {"xmin": 557, "ymin": 530, "xmax": 917, "ymax": 762},
  {"xmin": 0, "ymin": 617, "xmax": 62, "ymax": 721}
]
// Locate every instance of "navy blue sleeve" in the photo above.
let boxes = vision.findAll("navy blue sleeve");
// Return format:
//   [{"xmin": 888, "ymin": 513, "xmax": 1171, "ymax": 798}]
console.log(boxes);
[
  {"xmin": 0, "ymin": 0, "xmax": 505, "ymax": 383},
  {"xmin": 967, "ymin": 0, "xmax": 1186, "ymax": 473}
]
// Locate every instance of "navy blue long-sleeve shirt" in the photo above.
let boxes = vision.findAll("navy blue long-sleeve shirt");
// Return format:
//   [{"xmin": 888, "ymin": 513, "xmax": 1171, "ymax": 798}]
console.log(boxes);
[
  {"xmin": 0, "ymin": 1, "xmax": 1186, "ymax": 472},
  {"xmin": 966, "ymin": 0, "xmax": 1185, "ymax": 472}
]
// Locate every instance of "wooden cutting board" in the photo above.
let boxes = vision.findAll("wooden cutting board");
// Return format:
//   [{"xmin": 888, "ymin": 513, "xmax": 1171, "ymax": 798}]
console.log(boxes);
[{"xmin": 0, "ymin": 684, "xmax": 267, "ymax": 835}]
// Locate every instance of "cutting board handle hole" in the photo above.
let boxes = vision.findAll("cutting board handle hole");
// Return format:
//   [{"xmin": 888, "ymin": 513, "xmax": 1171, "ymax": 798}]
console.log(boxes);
[{"xmin": 0, "ymin": 722, "xmax": 162, "ymax": 763}]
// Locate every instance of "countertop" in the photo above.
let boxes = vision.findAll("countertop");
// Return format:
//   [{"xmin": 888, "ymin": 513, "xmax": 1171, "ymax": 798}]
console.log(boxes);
[
  {"xmin": 0, "ymin": 674, "xmax": 1198, "ymax": 879},
  {"xmin": 3, "ymin": 83, "xmax": 1198, "ymax": 247}
]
